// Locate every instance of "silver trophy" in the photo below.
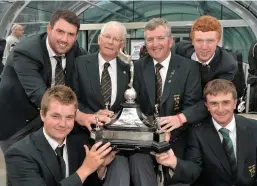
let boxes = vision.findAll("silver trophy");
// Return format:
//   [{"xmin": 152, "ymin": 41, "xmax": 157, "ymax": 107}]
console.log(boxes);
[{"xmin": 91, "ymin": 49, "xmax": 170, "ymax": 152}]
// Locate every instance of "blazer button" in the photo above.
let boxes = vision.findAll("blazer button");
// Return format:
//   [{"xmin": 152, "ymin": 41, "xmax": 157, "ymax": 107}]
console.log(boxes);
[
  {"xmin": 26, "ymin": 120, "xmax": 29, "ymax": 122},
  {"xmin": 37, "ymin": 107, "xmax": 40, "ymax": 110}
]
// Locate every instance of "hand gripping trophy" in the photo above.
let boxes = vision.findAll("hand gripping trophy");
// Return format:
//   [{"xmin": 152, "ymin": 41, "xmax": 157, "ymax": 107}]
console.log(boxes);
[{"xmin": 91, "ymin": 49, "xmax": 170, "ymax": 153}]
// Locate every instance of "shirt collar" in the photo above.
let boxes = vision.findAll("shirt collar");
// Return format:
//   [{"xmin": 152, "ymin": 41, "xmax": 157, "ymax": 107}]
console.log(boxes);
[
  {"xmin": 212, "ymin": 115, "xmax": 236, "ymax": 133},
  {"xmin": 98, "ymin": 53, "xmax": 116, "ymax": 69},
  {"xmin": 153, "ymin": 52, "xmax": 171, "ymax": 69},
  {"xmin": 192, "ymin": 52, "xmax": 215, "ymax": 66},
  {"xmin": 46, "ymin": 36, "xmax": 65, "ymax": 58},
  {"xmin": 43, "ymin": 127, "xmax": 67, "ymax": 150}
]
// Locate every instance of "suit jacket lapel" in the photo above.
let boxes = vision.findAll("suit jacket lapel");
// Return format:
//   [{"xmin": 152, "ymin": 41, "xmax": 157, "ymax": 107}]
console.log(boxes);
[
  {"xmin": 33, "ymin": 128, "xmax": 62, "ymax": 182},
  {"xmin": 143, "ymin": 57, "xmax": 155, "ymax": 108},
  {"xmin": 112, "ymin": 57, "xmax": 128, "ymax": 110},
  {"xmin": 85, "ymin": 53, "xmax": 105, "ymax": 107},
  {"xmin": 203, "ymin": 119, "xmax": 232, "ymax": 177},
  {"xmin": 160, "ymin": 54, "xmax": 180, "ymax": 106},
  {"xmin": 234, "ymin": 115, "xmax": 249, "ymax": 180},
  {"xmin": 66, "ymin": 137, "xmax": 77, "ymax": 175},
  {"xmin": 40, "ymin": 34, "xmax": 52, "ymax": 87},
  {"xmin": 65, "ymin": 50, "xmax": 75, "ymax": 86}
]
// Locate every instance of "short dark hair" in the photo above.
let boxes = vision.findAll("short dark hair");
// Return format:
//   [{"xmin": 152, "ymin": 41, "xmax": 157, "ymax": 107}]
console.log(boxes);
[
  {"xmin": 203, "ymin": 79, "xmax": 237, "ymax": 101},
  {"xmin": 41, "ymin": 85, "xmax": 78, "ymax": 116},
  {"xmin": 50, "ymin": 9, "xmax": 80, "ymax": 32}
]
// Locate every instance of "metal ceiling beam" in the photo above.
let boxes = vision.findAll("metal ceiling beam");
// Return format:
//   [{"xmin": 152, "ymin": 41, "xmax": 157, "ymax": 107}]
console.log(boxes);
[
  {"xmin": 216, "ymin": 0, "xmax": 257, "ymax": 39},
  {"xmin": 83, "ymin": 0, "xmax": 130, "ymax": 20},
  {"xmin": 110, "ymin": 1, "xmax": 145, "ymax": 17}
]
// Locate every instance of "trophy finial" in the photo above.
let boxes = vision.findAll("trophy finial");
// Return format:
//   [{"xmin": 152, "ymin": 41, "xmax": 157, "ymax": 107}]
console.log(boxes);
[{"xmin": 119, "ymin": 49, "xmax": 137, "ymax": 104}]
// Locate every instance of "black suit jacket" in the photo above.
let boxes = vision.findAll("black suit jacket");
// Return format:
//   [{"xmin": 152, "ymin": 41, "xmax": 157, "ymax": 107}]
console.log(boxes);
[
  {"xmin": 72, "ymin": 53, "xmax": 130, "ymax": 114},
  {"xmin": 0, "ymin": 33, "xmax": 83, "ymax": 140},
  {"xmin": 169, "ymin": 115, "xmax": 257, "ymax": 186},
  {"xmin": 174, "ymin": 41, "xmax": 238, "ymax": 88},
  {"xmin": 5, "ymin": 128, "xmax": 102, "ymax": 186},
  {"xmin": 0, "ymin": 38, "xmax": 6, "ymax": 74},
  {"xmin": 134, "ymin": 53, "xmax": 203, "ymax": 158}
]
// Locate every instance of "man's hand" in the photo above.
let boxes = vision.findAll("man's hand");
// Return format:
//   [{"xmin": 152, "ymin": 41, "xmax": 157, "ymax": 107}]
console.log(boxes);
[
  {"xmin": 101, "ymin": 150, "xmax": 117, "ymax": 167},
  {"xmin": 76, "ymin": 142, "xmax": 113, "ymax": 183},
  {"xmin": 160, "ymin": 113, "xmax": 187, "ymax": 132},
  {"xmin": 160, "ymin": 115, "xmax": 181, "ymax": 132},
  {"xmin": 96, "ymin": 109, "xmax": 114, "ymax": 118},
  {"xmin": 151, "ymin": 149, "xmax": 177, "ymax": 169},
  {"xmin": 75, "ymin": 110, "xmax": 112, "ymax": 131}
]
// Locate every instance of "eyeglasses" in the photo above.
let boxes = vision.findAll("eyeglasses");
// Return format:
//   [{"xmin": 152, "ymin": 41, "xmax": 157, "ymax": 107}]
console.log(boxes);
[
  {"xmin": 101, "ymin": 34, "xmax": 123, "ymax": 44},
  {"xmin": 194, "ymin": 39, "xmax": 216, "ymax": 45},
  {"xmin": 145, "ymin": 36, "xmax": 167, "ymax": 44}
]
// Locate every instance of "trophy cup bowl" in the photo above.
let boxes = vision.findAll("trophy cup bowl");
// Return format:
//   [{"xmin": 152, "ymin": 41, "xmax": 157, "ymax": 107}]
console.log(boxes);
[{"xmin": 90, "ymin": 50, "xmax": 170, "ymax": 153}]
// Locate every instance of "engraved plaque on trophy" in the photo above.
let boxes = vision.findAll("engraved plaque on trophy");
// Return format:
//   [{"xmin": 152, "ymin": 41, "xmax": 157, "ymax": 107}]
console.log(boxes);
[{"xmin": 91, "ymin": 50, "xmax": 170, "ymax": 153}]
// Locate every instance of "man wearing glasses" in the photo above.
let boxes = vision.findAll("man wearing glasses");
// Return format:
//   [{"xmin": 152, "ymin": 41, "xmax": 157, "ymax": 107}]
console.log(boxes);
[
  {"xmin": 72, "ymin": 21, "xmax": 130, "ymax": 131},
  {"xmin": 174, "ymin": 15, "xmax": 238, "ymax": 88},
  {"xmin": 72, "ymin": 21, "xmax": 134, "ymax": 185}
]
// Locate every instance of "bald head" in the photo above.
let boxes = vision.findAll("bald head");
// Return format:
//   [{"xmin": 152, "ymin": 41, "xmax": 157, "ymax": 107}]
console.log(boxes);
[{"xmin": 11, "ymin": 24, "xmax": 24, "ymax": 38}]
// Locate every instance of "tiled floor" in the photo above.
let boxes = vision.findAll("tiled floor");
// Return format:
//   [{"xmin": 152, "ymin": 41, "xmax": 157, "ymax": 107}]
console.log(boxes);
[{"xmin": 0, "ymin": 148, "xmax": 6, "ymax": 186}]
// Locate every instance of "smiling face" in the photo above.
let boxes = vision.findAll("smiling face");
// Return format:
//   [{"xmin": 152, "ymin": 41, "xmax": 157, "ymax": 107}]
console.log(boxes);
[
  {"xmin": 41, "ymin": 99, "xmax": 76, "ymax": 144},
  {"xmin": 205, "ymin": 92, "xmax": 237, "ymax": 127},
  {"xmin": 47, "ymin": 18, "xmax": 78, "ymax": 55},
  {"xmin": 192, "ymin": 31, "xmax": 219, "ymax": 63},
  {"xmin": 144, "ymin": 25, "xmax": 173, "ymax": 63},
  {"xmin": 98, "ymin": 25, "xmax": 125, "ymax": 62}
]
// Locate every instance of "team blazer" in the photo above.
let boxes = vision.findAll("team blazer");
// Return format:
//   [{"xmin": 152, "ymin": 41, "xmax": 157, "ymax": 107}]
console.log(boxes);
[
  {"xmin": 133, "ymin": 53, "xmax": 203, "ymax": 158},
  {"xmin": 0, "ymin": 33, "xmax": 84, "ymax": 140},
  {"xmin": 72, "ymin": 52, "xmax": 130, "ymax": 114},
  {"xmin": 168, "ymin": 115, "xmax": 257, "ymax": 186},
  {"xmin": 5, "ymin": 128, "xmax": 102, "ymax": 186}
]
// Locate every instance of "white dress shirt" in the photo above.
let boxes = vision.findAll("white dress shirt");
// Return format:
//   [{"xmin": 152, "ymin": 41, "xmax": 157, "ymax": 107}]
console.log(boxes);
[
  {"xmin": 98, "ymin": 53, "xmax": 117, "ymax": 107},
  {"xmin": 153, "ymin": 52, "xmax": 171, "ymax": 93},
  {"xmin": 46, "ymin": 37, "xmax": 66, "ymax": 87},
  {"xmin": 212, "ymin": 116, "xmax": 237, "ymax": 159},
  {"xmin": 43, "ymin": 128, "xmax": 69, "ymax": 177},
  {"xmin": 191, "ymin": 52, "xmax": 215, "ymax": 66}
]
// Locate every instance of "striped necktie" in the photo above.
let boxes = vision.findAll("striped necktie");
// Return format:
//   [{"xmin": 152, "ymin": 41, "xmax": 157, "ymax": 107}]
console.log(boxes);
[
  {"xmin": 53, "ymin": 56, "xmax": 65, "ymax": 85},
  {"xmin": 219, "ymin": 128, "xmax": 237, "ymax": 177},
  {"xmin": 155, "ymin": 63, "xmax": 163, "ymax": 106},
  {"xmin": 101, "ymin": 62, "xmax": 112, "ymax": 106}
]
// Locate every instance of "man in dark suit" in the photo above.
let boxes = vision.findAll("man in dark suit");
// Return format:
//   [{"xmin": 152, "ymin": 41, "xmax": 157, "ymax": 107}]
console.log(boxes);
[
  {"xmin": 5, "ymin": 85, "xmax": 116, "ymax": 186},
  {"xmin": 72, "ymin": 21, "xmax": 130, "ymax": 123},
  {"xmin": 135, "ymin": 17, "xmax": 203, "ymax": 158},
  {"xmin": 0, "ymin": 38, "xmax": 6, "ymax": 74},
  {"xmin": 0, "ymin": 9, "xmax": 108, "ymax": 152},
  {"xmin": 134, "ymin": 18, "xmax": 203, "ymax": 186},
  {"xmin": 73, "ymin": 21, "xmax": 154, "ymax": 186},
  {"xmin": 154, "ymin": 79, "xmax": 257, "ymax": 186},
  {"xmin": 174, "ymin": 15, "xmax": 238, "ymax": 88}
]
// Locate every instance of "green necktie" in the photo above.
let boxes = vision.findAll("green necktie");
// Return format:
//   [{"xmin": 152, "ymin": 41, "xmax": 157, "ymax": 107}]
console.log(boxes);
[{"xmin": 219, "ymin": 128, "xmax": 237, "ymax": 177}]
